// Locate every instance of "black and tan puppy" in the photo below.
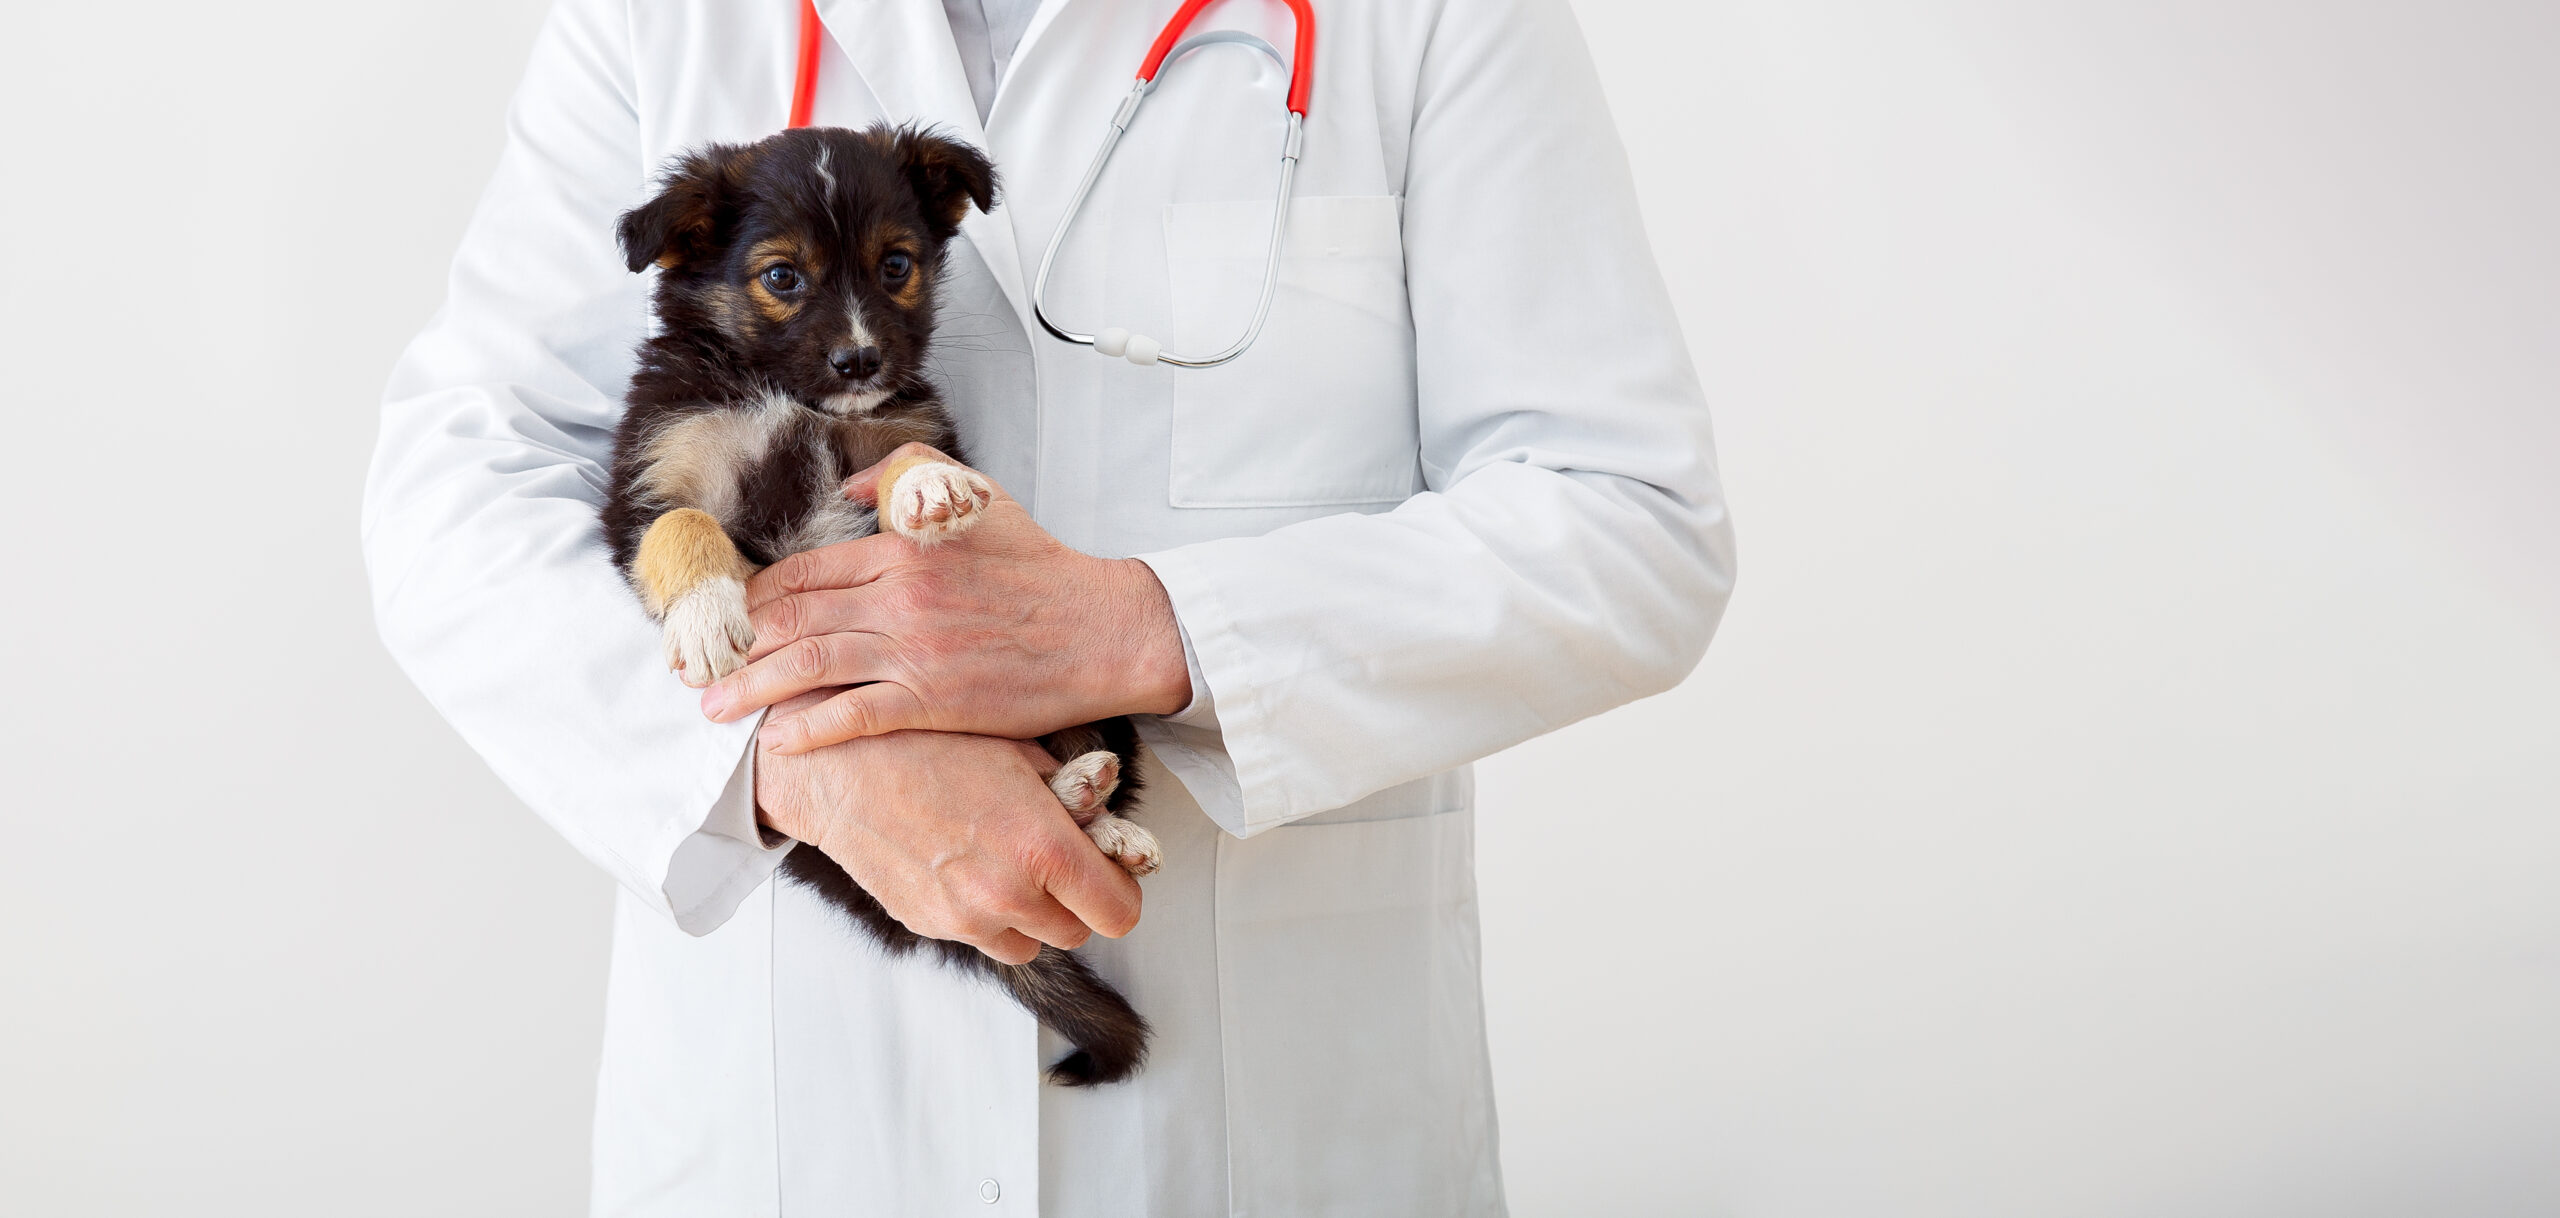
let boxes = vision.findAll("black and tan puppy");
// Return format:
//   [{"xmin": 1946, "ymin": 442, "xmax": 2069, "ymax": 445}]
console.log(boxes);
[{"xmin": 602, "ymin": 124, "xmax": 1158, "ymax": 1085}]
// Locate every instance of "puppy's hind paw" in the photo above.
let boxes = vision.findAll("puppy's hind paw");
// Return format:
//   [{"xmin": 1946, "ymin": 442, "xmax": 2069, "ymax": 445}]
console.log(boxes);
[
  {"xmin": 662, "ymin": 577, "xmax": 753, "ymax": 688},
  {"xmin": 883, "ymin": 461, "xmax": 994, "ymax": 545},
  {"xmin": 1086, "ymin": 814, "xmax": 1161, "ymax": 878},
  {"xmin": 1048, "ymin": 750, "xmax": 1122, "ymax": 823}
]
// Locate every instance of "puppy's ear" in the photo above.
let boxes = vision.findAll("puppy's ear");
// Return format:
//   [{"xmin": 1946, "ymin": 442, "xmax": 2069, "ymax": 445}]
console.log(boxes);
[
  {"xmin": 896, "ymin": 129, "xmax": 999, "ymax": 240},
  {"xmin": 618, "ymin": 145, "xmax": 748, "ymax": 273}
]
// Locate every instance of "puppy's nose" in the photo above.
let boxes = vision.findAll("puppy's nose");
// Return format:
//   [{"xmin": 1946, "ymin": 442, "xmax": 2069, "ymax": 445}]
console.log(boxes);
[{"xmin": 829, "ymin": 345, "xmax": 883, "ymax": 379}]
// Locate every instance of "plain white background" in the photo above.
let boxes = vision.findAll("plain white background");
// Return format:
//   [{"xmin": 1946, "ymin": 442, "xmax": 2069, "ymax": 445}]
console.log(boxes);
[{"xmin": 4, "ymin": 1, "xmax": 2555, "ymax": 1214}]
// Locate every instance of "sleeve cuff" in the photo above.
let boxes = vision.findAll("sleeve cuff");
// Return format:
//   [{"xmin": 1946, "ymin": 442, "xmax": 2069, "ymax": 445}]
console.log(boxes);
[
  {"xmin": 1165, "ymin": 615, "xmax": 1219, "ymax": 730},
  {"xmin": 1134, "ymin": 550, "xmax": 1281, "ymax": 839},
  {"xmin": 659, "ymin": 712, "xmax": 795, "ymax": 936},
  {"xmin": 1132, "ymin": 716, "xmax": 1248, "ymax": 840}
]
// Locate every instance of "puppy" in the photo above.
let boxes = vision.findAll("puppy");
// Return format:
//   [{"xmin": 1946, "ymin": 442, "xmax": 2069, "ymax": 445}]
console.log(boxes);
[{"xmin": 601, "ymin": 124, "xmax": 1159, "ymax": 1085}]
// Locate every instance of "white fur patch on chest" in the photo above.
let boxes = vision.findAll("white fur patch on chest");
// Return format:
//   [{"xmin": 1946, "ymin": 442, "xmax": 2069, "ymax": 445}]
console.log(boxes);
[
  {"xmin": 779, "ymin": 495, "xmax": 879, "ymax": 556},
  {"xmin": 632, "ymin": 392, "xmax": 806, "ymax": 524},
  {"xmin": 635, "ymin": 393, "xmax": 953, "ymax": 558}
]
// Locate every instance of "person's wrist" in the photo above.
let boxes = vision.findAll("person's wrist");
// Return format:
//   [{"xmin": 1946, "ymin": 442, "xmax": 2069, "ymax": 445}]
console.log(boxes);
[
  {"xmin": 751, "ymin": 740, "xmax": 821, "ymax": 847},
  {"xmin": 1097, "ymin": 557, "xmax": 1192, "ymax": 717}
]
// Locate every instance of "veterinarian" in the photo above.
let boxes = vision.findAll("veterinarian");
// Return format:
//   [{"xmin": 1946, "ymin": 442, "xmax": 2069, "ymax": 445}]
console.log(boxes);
[{"xmin": 365, "ymin": 0, "xmax": 1733, "ymax": 1213}]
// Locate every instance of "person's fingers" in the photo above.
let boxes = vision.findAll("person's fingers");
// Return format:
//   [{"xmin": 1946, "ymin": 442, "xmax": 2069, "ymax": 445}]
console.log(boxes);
[
  {"xmin": 1004, "ymin": 891, "xmax": 1096, "ymax": 953},
  {"xmin": 1034, "ymin": 829, "xmax": 1145, "ymax": 940},
  {"xmin": 756, "ymin": 682, "xmax": 929, "ymax": 753},
  {"xmin": 744, "ymin": 586, "xmax": 870, "ymax": 662},
  {"xmin": 975, "ymin": 929, "xmax": 1044, "ymax": 967},
  {"xmin": 842, "ymin": 441, "xmax": 1009, "ymax": 508},
  {"xmin": 703, "ymin": 631, "xmax": 895, "ymax": 724},
  {"xmin": 746, "ymin": 533, "xmax": 899, "ymax": 611},
  {"xmin": 841, "ymin": 442, "xmax": 952, "ymax": 505},
  {"xmin": 989, "ymin": 735, "xmax": 1064, "ymax": 777}
]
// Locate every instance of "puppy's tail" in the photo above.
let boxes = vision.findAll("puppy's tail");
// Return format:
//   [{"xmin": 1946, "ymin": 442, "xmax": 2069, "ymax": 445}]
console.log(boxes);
[{"xmin": 996, "ymin": 948, "xmax": 1150, "ymax": 1086}]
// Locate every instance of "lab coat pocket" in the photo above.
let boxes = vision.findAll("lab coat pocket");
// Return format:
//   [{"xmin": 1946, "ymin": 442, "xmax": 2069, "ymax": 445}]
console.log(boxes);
[
  {"xmin": 1213, "ymin": 808, "xmax": 1505, "ymax": 1216},
  {"xmin": 1162, "ymin": 196, "xmax": 1421, "ymax": 509}
]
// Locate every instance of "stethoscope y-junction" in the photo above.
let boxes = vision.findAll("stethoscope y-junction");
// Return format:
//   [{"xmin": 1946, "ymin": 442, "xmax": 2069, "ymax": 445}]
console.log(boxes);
[{"xmin": 789, "ymin": 0, "xmax": 1316, "ymax": 368}]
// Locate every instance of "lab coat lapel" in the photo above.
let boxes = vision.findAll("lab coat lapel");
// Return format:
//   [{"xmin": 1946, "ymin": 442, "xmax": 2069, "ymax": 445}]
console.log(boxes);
[
  {"xmin": 812, "ymin": 0, "xmax": 1036, "ymax": 327},
  {"xmin": 812, "ymin": 0, "xmax": 983, "ymax": 144},
  {"xmin": 1004, "ymin": 0, "xmax": 1082, "ymax": 99}
]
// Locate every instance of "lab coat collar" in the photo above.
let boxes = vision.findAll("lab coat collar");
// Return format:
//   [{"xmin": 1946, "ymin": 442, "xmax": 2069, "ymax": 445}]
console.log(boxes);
[{"xmin": 811, "ymin": 0, "xmax": 1072, "ymax": 329}]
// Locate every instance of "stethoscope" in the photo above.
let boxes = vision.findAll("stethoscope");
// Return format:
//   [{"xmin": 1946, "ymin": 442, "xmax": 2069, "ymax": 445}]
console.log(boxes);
[{"xmin": 789, "ymin": 0, "xmax": 1315, "ymax": 369}]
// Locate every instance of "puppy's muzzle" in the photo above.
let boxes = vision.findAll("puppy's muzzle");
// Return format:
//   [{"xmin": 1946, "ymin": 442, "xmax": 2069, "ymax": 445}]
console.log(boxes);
[{"xmin": 828, "ymin": 345, "xmax": 884, "ymax": 380}]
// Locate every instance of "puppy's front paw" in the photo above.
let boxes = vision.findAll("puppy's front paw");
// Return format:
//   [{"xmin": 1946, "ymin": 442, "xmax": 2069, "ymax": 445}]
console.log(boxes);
[
  {"xmin": 1048, "ymin": 750, "xmax": 1123, "ymax": 824},
  {"xmin": 1086, "ymin": 814, "xmax": 1161, "ymax": 878},
  {"xmin": 883, "ymin": 461, "xmax": 994, "ymax": 544},
  {"xmin": 662, "ymin": 577, "xmax": 753, "ymax": 688}
]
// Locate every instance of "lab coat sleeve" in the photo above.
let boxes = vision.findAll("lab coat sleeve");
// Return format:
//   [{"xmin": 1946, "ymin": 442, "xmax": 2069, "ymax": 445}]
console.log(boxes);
[
  {"xmin": 361, "ymin": 0, "xmax": 790, "ymax": 934},
  {"xmin": 1132, "ymin": 619, "xmax": 1247, "ymax": 827},
  {"xmin": 1135, "ymin": 0, "xmax": 1737, "ymax": 836}
]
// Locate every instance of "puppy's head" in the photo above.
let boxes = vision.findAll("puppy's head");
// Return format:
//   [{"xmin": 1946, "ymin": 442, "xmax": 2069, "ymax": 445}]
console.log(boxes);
[{"xmin": 618, "ymin": 125, "xmax": 998, "ymax": 415}]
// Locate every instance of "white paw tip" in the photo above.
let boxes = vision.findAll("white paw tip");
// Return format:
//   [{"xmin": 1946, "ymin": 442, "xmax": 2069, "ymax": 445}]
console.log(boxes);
[
  {"xmin": 662, "ymin": 578, "xmax": 752, "ymax": 688},
  {"xmin": 887, "ymin": 462, "xmax": 994, "ymax": 544},
  {"xmin": 1087, "ymin": 815, "xmax": 1162, "ymax": 878},
  {"xmin": 1048, "ymin": 751, "xmax": 1123, "ymax": 821}
]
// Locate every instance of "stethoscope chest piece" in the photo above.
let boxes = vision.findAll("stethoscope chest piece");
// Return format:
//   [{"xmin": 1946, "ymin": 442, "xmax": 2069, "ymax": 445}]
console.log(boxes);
[{"xmin": 1092, "ymin": 327, "xmax": 1165, "ymax": 366}]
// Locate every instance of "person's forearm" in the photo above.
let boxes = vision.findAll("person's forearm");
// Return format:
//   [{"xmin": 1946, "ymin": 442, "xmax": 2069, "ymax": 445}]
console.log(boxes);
[
  {"xmin": 700, "ymin": 444, "xmax": 1197, "ymax": 749},
  {"xmin": 362, "ymin": 0, "xmax": 792, "ymax": 931},
  {"xmin": 751, "ymin": 699, "xmax": 1143, "ymax": 964}
]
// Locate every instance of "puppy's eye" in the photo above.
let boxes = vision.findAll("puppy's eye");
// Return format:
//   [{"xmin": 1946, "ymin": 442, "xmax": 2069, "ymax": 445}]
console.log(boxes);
[
  {"xmin": 880, "ymin": 252, "xmax": 914, "ymax": 284},
  {"xmin": 761, "ymin": 265, "xmax": 803, "ymax": 292}
]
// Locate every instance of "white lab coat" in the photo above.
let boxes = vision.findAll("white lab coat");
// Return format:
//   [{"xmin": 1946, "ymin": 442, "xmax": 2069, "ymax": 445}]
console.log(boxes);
[{"xmin": 362, "ymin": 0, "xmax": 1734, "ymax": 1213}]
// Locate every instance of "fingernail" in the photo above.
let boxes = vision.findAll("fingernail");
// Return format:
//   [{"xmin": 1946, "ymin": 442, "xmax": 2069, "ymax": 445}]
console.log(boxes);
[
  {"xmin": 701, "ymin": 691, "xmax": 729, "ymax": 720},
  {"xmin": 758, "ymin": 722, "xmax": 790, "ymax": 750}
]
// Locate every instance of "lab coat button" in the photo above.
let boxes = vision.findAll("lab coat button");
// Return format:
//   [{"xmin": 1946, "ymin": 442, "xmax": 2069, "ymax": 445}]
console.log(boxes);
[{"xmin": 978, "ymin": 1178, "xmax": 1001, "ymax": 1203}]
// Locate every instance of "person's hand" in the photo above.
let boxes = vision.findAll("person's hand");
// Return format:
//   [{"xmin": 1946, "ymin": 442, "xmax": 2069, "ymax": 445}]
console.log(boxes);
[
  {"xmin": 753, "ymin": 691, "xmax": 1144, "ymax": 965},
  {"xmin": 700, "ymin": 444, "xmax": 1193, "ymax": 755}
]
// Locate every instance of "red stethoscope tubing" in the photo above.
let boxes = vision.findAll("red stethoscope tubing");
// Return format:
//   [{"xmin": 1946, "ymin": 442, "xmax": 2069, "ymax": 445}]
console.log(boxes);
[
  {"xmin": 786, "ymin": 0, "xmax": 1314, "ymax": 128},
  {"xmin": 788, "ymin": 0, "xmax": 824, "ymax": 128},
  {"xmin": 1139, "ymin": 0, "xmax": 1315, "ymax": 115}
]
